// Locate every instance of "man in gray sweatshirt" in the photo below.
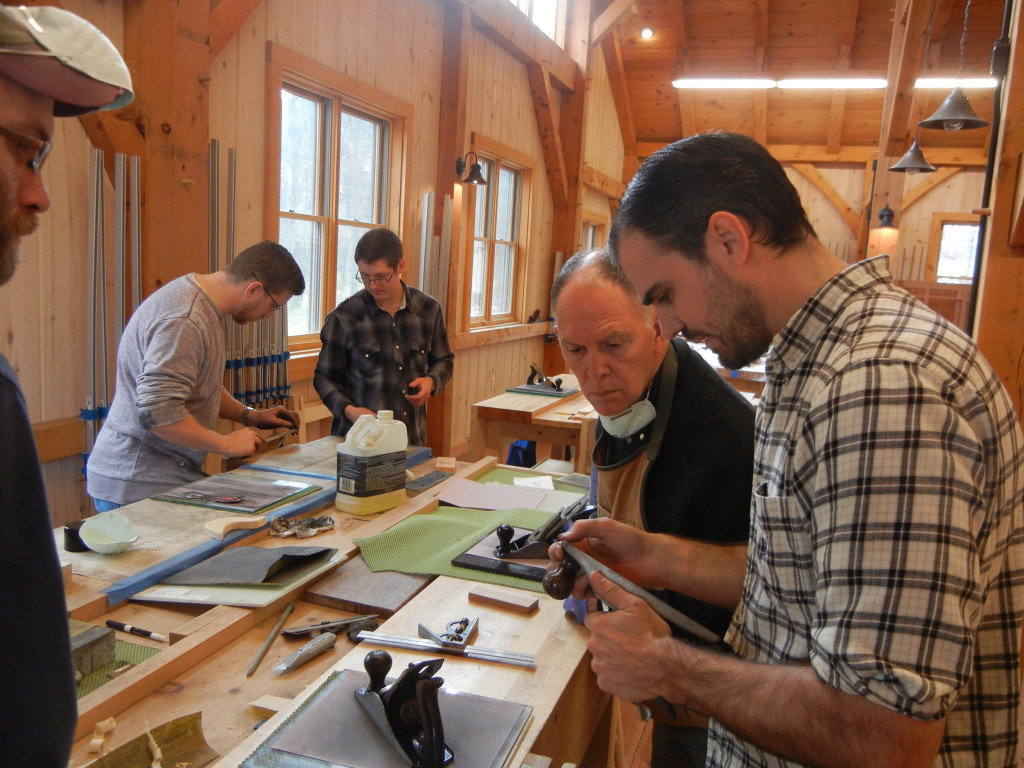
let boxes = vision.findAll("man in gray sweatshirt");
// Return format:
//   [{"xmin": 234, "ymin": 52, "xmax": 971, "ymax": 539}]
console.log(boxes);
[{"xmin": 87, "ymin": 240, "xmax": 305, "ymax": 508}]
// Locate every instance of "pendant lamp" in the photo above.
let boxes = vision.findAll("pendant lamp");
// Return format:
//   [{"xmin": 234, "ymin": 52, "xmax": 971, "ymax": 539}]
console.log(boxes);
[{"xmin": 919, "ymin": 0, "xmax": 989, "ymax": 131}]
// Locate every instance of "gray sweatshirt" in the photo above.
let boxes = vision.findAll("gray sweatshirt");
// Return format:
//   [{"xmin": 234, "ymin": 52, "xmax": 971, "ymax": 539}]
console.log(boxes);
[{"xmin": 87, "ymin": 274, "xmax": 228, "ymax": 504}]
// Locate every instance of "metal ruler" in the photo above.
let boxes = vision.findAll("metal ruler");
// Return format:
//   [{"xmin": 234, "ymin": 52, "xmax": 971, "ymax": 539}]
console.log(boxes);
[{"xmin": 355, "ymin": 630, "xmax": 536, "ymax": 668}]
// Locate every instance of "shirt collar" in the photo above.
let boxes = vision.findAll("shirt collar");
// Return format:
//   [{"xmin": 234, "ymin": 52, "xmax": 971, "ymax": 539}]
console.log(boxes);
[
  {"xmin": 362, "ymin": 280, "xmax": 409, "ymax": 315},
  {"xmin": 768, "ymin": 255, "xmax": 893, "ymax": 377}
]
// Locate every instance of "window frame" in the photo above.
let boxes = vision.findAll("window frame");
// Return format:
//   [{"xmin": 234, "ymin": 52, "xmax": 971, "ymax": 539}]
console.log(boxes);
[
  {"xmin": 462, "ymin": 134, "xmax": 534, "ymax": 331},
  {"xmin": 265, "ymin": 43, "xmax": 412, "ymax": 353}
]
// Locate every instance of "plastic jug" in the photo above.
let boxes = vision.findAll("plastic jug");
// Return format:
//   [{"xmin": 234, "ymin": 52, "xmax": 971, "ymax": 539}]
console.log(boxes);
[{"xmin": 335, "ymin": 410, "xmax": 408, "ymax": 515}]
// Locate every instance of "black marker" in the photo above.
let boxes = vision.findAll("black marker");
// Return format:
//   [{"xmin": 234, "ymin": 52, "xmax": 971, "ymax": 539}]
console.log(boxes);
[{"xmin": 105, "ymin": 619, "xmax": 168, "ymax": 643}]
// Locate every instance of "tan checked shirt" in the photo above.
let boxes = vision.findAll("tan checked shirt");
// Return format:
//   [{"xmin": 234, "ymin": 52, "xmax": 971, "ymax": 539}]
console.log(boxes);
[{"xmin": 709, "ymin": 257, "xmax": 1024, "ymax": 768}]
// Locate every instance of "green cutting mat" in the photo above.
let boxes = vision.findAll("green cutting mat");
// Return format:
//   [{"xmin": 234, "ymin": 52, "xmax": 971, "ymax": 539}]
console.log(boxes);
[
  {"xmin": 357, "ymin": 506, "xmax": 552, "ymax": 592},
  {"xmin": 474, "ymin": 467, "xmax": 587, "ymax": 493},
  {"xmin": 77, "ymin": 640, "xmax": 161, "ymax": 697}
]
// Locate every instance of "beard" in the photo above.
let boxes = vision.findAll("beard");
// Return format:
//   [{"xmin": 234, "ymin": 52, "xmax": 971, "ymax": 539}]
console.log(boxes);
[
  {"xmin": 0, "ymin": 173, "xmax": 39, "ymax": 287},
  {"xmin": 705, "ymin": 260, "xmax": 773, "ymax": 370}
]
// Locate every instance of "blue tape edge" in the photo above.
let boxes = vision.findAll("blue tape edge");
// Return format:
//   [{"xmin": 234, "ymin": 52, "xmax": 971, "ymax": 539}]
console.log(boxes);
[{"xmin": 101, "ymin": 485, "xmax": 335, "ymax": 606}]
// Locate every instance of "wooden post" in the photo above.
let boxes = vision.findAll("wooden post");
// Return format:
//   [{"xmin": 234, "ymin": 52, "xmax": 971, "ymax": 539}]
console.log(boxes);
[{"xmin": 123, "ymin": 0, "xmax": 211, "ymax": 297}]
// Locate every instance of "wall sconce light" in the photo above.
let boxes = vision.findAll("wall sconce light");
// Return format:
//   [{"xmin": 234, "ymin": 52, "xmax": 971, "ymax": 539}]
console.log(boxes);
[
  {"xmin": 918, "ymin": 0, "xmax": 989, "ymax": 131},
  {"xmin": 867, "ymin": 204, "xmax": 900, "ymax": 258},
  {"xmin": 455, "ymin": 152, "xmax": 487, "ymax": 185}
]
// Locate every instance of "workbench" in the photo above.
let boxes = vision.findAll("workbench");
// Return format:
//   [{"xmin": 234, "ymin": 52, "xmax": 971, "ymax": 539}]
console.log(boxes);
[
  {"xmin": 469, "ymin": 390, "xmax": 597, "ymax": 474},
  {"xmin": 60, "ymin": 437, "xmax": 616, "ymax": 768}
]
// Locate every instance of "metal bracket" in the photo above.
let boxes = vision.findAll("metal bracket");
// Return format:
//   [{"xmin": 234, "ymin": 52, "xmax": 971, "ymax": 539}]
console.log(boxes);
[{"xmin": 417, "ymin": 617, "xmax": 478, "ymax": 650}]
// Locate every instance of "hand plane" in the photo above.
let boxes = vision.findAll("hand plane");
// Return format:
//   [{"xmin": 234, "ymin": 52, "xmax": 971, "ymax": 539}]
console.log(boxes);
[{"xmin": 493, "ymin": 495, "xmax": 590, "ymax": 560}]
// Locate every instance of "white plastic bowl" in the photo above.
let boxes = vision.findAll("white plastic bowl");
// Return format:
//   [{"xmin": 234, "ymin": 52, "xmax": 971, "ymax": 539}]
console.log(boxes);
[{"xmin": 79, "ymin": 511, "xmax": 139, "ymax": 554}]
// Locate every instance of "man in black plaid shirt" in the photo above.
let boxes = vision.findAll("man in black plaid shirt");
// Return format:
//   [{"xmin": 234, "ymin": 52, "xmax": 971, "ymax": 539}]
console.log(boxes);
[
  {"xmin": 314, "ymin": 228, "xmax": 453, "ymax": 446},
  {"xmin": 551, "ymin": 132, "xmax": 1024, "ymax": 768}
]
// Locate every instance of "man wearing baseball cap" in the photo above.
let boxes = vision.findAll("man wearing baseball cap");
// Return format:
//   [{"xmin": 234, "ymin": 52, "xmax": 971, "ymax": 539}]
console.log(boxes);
[{"xmin": 0, "ymin": 5, "xmax": 132, "ymax": 764}]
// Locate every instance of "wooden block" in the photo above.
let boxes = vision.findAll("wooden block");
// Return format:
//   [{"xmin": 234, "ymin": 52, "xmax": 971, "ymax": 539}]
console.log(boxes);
[
  {"xmin": 468, "ymin": 585, "xmax": 539, "ymax": 615},
  {"xmin": 435, "ymin": 456, "xmax": 457, "ymax": 469},
  {"xmin": 69, "ymin": 619, "xmax": 116, "ymax": 677},
  {"xmin": 305, "ymin": 553, "xmax": 431, "ymax": 617},
  {"xmin": 169, "ymin": 610, "xmax": 223, "ymax": 645},
  {"xmin": 61, "ymin": 559, "xmax": 72, "ymax": 584},
  {"xmin": 247, "ymin": 694, "xmax": 293, "ymax": 718}
]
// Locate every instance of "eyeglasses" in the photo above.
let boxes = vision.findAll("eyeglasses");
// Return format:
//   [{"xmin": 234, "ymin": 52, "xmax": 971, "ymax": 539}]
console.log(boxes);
[
  {"xmin": 355, "ymin": 271, "xmax": 395, "ymax": 287},
  {"xmin": 261, "ymin": 284, "xmax": 283, "ymax": 312},
  {"xmin": 0, "ymin": 125, "xmax": 52, "ymax": 173}
]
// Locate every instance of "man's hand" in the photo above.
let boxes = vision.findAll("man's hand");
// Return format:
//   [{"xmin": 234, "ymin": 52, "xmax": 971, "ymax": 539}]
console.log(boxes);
[
  {"xmin": 344, "ymin": 405, "xmax": 376, "ymax": 423},
  {"xmin": 248, "ymin": 406, "xmax": 300, "ymax": 430},
  {"xmin": 549, "ymin": 517, "xmax": 662, "ymax": 593},
  {"xmin": 405, "ymin": 376, "xmax": 434, "ymax": 407},
  {"xmin": 584, "ymin": 572, "xmax": 675, "ymax": 702},
  {"xmin": 222, "ymin": 428, "xmax": 263, "ymax": 458}
]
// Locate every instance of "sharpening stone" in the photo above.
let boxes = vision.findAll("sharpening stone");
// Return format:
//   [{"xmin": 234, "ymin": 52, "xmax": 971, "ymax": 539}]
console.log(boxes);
[{"xmin": 69, "ymin": 619, "xmax": 116, "ymax": 678}]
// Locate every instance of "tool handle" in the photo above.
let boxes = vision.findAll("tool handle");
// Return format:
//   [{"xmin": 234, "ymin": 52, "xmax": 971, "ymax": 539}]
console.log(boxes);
[
  {"xmin": 542, "ymin": 556, "xmax": 580, "ymax": 600},
  {"xmin": 246, "ymin": 602, "xmax": 295, "ymax": 676}
]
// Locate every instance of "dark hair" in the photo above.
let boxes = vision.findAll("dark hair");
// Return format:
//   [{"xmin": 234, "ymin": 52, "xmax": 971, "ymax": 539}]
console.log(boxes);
[
  {"xmin": 225, "ymin": 240, "xmax": 305, "ymax": 295},
  {"xmin": 354, "ymin": 227, "xmax": 403, "ymax": 269},
  {"xmin": 608, "ymin": 132, "xmax": 817, "ymax": 264},
  {"xmin": 552, "ymin": 249, "xmax": 640, "ymax": 313}
]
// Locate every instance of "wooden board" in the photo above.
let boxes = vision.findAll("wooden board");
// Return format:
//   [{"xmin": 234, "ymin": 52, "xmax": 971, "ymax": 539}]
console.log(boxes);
[{"xmin": 305, "ymin": 553, "xmax": 431, "ymax": 618}]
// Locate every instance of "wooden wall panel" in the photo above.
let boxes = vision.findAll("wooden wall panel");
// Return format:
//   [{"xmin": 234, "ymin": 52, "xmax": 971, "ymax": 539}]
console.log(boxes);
[
  {"xmin": 449, "ymin": 336, "xmax": 545, "ymax": 456},
  {"xmin": 892, "ymin": 169, "xmax": 985, "ymax": 281},
  {"xmin": 785, "ymin": 164, "xmax": 864, "ymax": 263},
  {"xmin": 585, "ymin": 48, "xmax": 624, "ymax": 181},
  {"xmin": 0, "ymin": 0, "xmax": 124, "ymax": 522}
]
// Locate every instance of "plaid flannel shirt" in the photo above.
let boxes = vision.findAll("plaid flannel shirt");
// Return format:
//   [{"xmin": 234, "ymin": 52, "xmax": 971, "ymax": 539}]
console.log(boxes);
[
  {"xmin": 709, "ymin": 257, "xmax": 1024, "ymax": 768},
  {"xmin": 313, "ymin": 283, "xmax": 454, "ymax": 445}
]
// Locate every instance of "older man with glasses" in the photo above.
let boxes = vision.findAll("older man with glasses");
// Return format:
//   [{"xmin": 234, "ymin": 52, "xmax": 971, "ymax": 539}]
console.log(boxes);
[
  {"xmin": 87, "ymin": 241, "xmax": 306, "ymax": 509},
  {"xmin": 314, "ymin": 227, "xmax": 454, "ymax": 445}
]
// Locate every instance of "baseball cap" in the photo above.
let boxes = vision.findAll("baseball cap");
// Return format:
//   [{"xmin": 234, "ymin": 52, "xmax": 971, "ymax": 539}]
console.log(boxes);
[{"xmin": 0, "ymin": 4, "xmax": 133, "ymax": 116}]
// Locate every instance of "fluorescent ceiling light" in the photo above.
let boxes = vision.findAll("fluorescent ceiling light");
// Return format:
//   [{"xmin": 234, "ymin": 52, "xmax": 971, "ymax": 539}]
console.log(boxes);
[
  {"xmin": 672, "ymin": 78, "xmax": 775, "ymax": 89},
  {"xmin": 915, "ymin": 77, "xmax": 997, "ymax": 89},
  {"xmin": 777, "ymin": 78, "xmax": 888, "ymax": 89}
]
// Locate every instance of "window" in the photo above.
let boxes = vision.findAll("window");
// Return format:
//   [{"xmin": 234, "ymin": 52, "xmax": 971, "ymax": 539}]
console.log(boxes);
[
  {"xmin": 468, "ymin": 155, "xmax": 525, "ymax": 325},
  {"xmin": 935, "ymin": 223, "xmax": 979, "ymax": 283},
  {"xmin": 581, "ymin": 221, "xmax": 599, "ymax": 251},
  {"xmin": 267, "ymin": 45, "xmax": 410, "ymax": 345},
  {"xmin": 926, "ymin": 212, "xmax": 981, "ymax": 285},
  {"xmin": 580, "ymin": 212, "xmax": 608, "ymax": 252},
  {"xmin": 508, "ymin": 0, "xmax": 565, "ymax": 44}
]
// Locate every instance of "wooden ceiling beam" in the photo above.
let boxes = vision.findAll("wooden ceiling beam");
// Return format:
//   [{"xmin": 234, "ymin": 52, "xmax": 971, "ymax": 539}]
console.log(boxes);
[
  {"xmin": 669, "ymin": 0, "xmax": 696, "ymax": 139},
  {"xmin": 878, "ymin": 0, "xmax": 955, "ymax": 157},
  {"xmin": 527, "ymin": 63, "xmax": 569, "ymax": 208},
  {"xmin": 443, "ymin": 0, "xmax": 579, "ymax": 92},
  {"xmin": 601, "ymin": 30, "xmax": 638, "ymax": 157},
  {"xmin": 827, "ymin": 0, "xmax": 861, "ymax": 154},
  {"xmin": 209, "ymin": 0, "xmax": 261, "ymax": 59},
  {"xmin": 634, "ymin": 141, "xmax": 988, "ymax": 166},
  {"xmin": 581, "ymin": 163, "xmax": 626, "ymax": 200},
  {"xmin": 590, "ymin": 0, "xmax": 635, "ymax": 48}
]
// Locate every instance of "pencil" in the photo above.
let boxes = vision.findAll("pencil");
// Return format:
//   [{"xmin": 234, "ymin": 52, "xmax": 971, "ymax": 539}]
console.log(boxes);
[{"xmin": 246, "ymin": 602, "xmax": 295, "ymax": 677}]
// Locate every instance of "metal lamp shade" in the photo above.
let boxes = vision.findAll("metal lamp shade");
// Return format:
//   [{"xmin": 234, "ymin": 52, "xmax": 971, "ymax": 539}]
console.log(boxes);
[
  {"xmin": 918, "ymin": 86, "xmax": 989, "ymax": 131},
  {"xmin": 888, "ymin": 139, "xmax": 936, "ymax": 174}
]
